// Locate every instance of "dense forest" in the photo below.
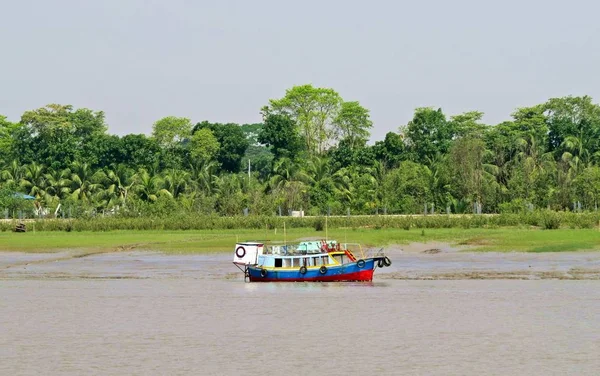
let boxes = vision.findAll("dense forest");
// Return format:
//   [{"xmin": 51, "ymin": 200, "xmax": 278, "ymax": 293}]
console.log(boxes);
[{"xmin": 1, "ymin": 84, "xmax": 600, "ymax": 218}]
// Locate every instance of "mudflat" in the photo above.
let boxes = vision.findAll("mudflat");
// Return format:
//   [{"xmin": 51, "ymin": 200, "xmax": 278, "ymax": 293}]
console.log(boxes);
[
  {"xmin": 2, "ymin": 248, "xmax": 600, "ymax": 375},
  {"xmin": 2, "ymin": 243, "xmax": 600, "ymax": 280}
]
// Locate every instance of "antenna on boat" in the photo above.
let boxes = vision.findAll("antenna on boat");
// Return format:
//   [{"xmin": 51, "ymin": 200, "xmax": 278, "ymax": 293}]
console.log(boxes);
[
  {"xmin": 325, "ymin": 215, "xmax": 328, "ymax": 242},
  {"xmin": 345, "ymin": 208, "xmax": 348, "ymax": 246},
  {"xmin": 284, "ymin": 221, "xmax": 286, "ymax": 247}
]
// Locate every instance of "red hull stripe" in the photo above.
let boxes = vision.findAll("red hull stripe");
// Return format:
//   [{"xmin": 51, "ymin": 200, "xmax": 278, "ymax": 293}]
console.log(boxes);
[{"xmin": 249, "ymin": 269, "xmax": 374, "ymax": 282}]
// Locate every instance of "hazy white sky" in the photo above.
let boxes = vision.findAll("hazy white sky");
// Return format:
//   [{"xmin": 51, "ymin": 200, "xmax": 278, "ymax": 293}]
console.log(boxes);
[{"xmin": 1, "ymin": 0, "xmax": 599, "ymax": 141}]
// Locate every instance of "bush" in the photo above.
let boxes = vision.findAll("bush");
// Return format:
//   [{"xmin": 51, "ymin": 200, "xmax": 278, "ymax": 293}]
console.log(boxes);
[
  {"xmin": 314, "ymin": 217, "xmax": 325, "ymax": 231},
  {"xmin": 6, "ymin": 210, "xmax": 600, "ymax": 232},
  {"xmin": 541, "ymin": 211, "xmax": 561, "ymax": 230}
]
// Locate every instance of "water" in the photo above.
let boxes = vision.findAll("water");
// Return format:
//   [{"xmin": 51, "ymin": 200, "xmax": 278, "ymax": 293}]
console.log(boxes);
[{"xmin": 1, "ymin": 252, "xmax": 600, "ymax": 375}]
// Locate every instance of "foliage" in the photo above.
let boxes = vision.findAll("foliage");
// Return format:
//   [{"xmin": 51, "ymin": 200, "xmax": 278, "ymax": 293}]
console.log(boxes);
[
  {"xmin": 151, "ymin": 116, "xmax": 192, "ymax": 149},
  {"xmin": 3, "ymin": 92, "xmax": 600, "ymax": 220},
  {"xmin": 258, "ymin": 114, "xmax": 304, "ymax": 161},
  {"xmin": 193, "ymin": 121, "xmax": 249, "ymax": 173},
  {"xmin": 263, "ymin": 84, "xmax": 343, "ymax": 154},
  {"xmin": 190, "ymin": 128, "xmax": 220, "ymax": 164},
  {"xmin": 332, "ymin": 101, "xmax": 373, "ymax": 149},
  {"xmin": 403, "ymin": 107, "xmax": 454, "ymax": 162}
]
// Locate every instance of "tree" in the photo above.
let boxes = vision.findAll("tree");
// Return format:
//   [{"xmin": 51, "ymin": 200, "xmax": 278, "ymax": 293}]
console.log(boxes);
[
  {"xmin": 214, "ymin": 173, "xmax": 247, "ymax": 215},
  {"xmin": 21, "ymin": 162, "xmax": 48, "ymax": 200},
  {"xmin": 120, "ymin": 134, "xmax": 162, "ymax": 172},
  {"xmin": 0, "ymin": 184, "xmax": 32, "ymax": 217},
  {"xmin": 403, "ymin": 107, "xmax": 453, "ymax": 163},
  {"xmin": 95, "ymin": 164, "xmax": 135, "ymax": 209},
  {"xmin": 189, "ymin": 128, "xmax": 220, "ymax": 164},
  {"xmin": 193, "ymin": 122, "xmax": 249, "ymax": 173},
  {"xmin": 450, "ymin": 111, "xmax": 487, "ymax": 138},
  {"xmin": 240, "ymin": 123, "xmax": 263, "ymax": 146},
  {"xmin": 242, "ymin": 145, "xmax": 273, "ymax": 181},
  {"xmin": 68, "ymin": 162, "xmax": 102, "ymax": 203},
  {"xmin": 163, "ymin": 169, "xmax": 190, "ymax": 199},
  {"xmin": 373, "ymin": 132, "xmax": 406, "ymax": 169},
  {"xmin": 545, "ymin": 96, "xmax": 600, "ymax": 159},
  {"xmin": 0, "ymin": 115, "xmax": 20, "ymax": 159},
  {"xmin": 16, "ymin": 104, "xmax": 108, "ymax": 169},
  {"xmin": 152, "ymin": 116, "xmax": 192, "ymax": 149},
  {"xmin": 258, "ymin": 114, "xmax": 303, "ymax": 161},
  {"xmin": 44, "ymin": 167, "xmax": 71, "ymax": 201},
  {"xmin": 264, "ymin": 84, "xmax": 342, "ymax": 154},
  {"xmin": 332, "ymin": 101, "xmax": 373, "ymax": 149},
  {"xmin": 574, "ymin": 166, "xmax": 600, "ymax": 210},
  {"xmin": 1, "ymin": 160, "xmax": 25, "ymax": 187},
  {"xmin": 80, "ymin": 134, "xmax": 123, "ymax": 169},
  {"xmin": 133, "ymin": 169, "xmax": 171, "ymax": 202},
  {"xmin": 383, "ymin": 161, "xmax": 431, "ymax": 213},
  {"xmin": 449, "ymin": 137, "xmax": 497, "ymax": 206},
  {"xmin": 267, "ymin": 158, "xmax": 310, "ymax": 213}
]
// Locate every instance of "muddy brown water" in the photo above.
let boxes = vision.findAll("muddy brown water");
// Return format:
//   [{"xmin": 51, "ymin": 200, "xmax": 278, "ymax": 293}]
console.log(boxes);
[{"xmin": 1, "ymin": 249, "xmax": 600, "ymax": 375}]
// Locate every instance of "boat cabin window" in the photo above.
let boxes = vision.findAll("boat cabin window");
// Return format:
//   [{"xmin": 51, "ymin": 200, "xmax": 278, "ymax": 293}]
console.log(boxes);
[
  {"xmin": 275, "ymin": 258, "xmax": 283, "ymax": 268},
  {"xmin": 313, "ymin": 257, "xmax": 321, "ymax": 266},
  {"xmin": 333, "ymin": 254, "xmax": 345, "ymax": 264},
  {"xmin": 322, "ymin": 256, "xmax": 329, "ymax": 265}
]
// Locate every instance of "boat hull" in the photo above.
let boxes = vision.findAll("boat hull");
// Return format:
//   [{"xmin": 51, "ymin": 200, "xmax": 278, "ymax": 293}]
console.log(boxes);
[{"xmin": 248, "ymin": 258, "xmax": 376, "ymax": 282}]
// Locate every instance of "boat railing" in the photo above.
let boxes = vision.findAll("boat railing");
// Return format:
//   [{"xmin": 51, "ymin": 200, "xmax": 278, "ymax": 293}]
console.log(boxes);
[
  {"xmin": 259, "ymin": 240, "xmax": 385, "ymax": 259},
  {"xmin": 263, "ymin": 242, "xmax": 323, "ymax": 256}
]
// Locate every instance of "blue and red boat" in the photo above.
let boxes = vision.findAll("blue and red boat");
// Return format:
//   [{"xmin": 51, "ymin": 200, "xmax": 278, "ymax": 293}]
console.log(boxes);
[{"xmin": 233, "ymin": 240, "xmax": 391, "ymax": 282}]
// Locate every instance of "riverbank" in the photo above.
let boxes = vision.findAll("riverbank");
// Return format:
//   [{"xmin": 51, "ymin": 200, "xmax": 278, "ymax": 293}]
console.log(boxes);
[
  {"xmin": 1, "ymin": 227, "xmax": 600, "ymax": 254},
  {"xmin": 2, "ymin": 245, "xmax": 600, "ymax": 281}
]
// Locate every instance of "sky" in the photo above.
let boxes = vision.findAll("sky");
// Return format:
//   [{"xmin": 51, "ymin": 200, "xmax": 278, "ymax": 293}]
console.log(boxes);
[{"xmin": 1, "ymin": 0, "xmax": 600, "ymax": 141}]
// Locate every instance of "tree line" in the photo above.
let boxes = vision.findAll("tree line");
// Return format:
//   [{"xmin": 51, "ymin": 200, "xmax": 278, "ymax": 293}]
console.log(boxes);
[{"xmin": 1, "ymin": 85, "xmax": 600, "ymax": 218}]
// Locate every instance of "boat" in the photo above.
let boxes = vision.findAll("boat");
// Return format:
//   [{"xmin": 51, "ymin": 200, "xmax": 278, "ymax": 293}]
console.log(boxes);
[{"xmin": 232, "ymin": 240, "xmax": 391, "ymax": 282}]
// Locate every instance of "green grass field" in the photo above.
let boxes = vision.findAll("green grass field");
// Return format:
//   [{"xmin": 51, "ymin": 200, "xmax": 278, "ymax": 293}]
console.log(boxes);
[{"xmin": 1, "ymin": 227, "xmax": 600, "ymax": 253}]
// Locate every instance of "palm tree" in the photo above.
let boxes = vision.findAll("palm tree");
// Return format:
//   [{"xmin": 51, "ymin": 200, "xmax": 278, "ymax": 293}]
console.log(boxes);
[
  {"xmin": 20, "ymin": 162, "xmax": 47, "ymax": 200},
  {"xmin": 44, "ymin": 168, "xmax": 72, "ymax": 201},
  {"xmin": 96, "ymin": 164, "xmax": 135, "ymax": 209},
  {"xmin": 133, "ymin": 169, "xmax": 171, "ymax": 202},
  {"xmin": 1, "ymin": 160, "xmax": 24, "ymax": 186},
  {"xmin": 190, "ymin": 161, "xmax": 219, "ymax": 195},
  {"xmin": 423, "ymin": 155, "xmax": 451, "ymax": 212},
  {"xmin": 267, "ymin": 158, "xmax": 310, "ymax": 212},
  {"xmin": 515, "ymin": 132, "xmax": 554, "ymax": 201},
  {"xmin": 163, "ymin": 169, "xmax": 191, "ymax": 199},
  {"xmin": 560, "ymin": 133, "xmax": 589, "ymax": 176},
  {"xmin": 69, "ymin": 162, "xmax": 102, "ymax": 203}
]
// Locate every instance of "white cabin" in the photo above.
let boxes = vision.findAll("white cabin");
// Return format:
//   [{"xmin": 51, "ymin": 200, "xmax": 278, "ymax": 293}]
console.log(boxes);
[{"xmin": 233, "ymin": 242, "xmax": 264, "ymax": 265}]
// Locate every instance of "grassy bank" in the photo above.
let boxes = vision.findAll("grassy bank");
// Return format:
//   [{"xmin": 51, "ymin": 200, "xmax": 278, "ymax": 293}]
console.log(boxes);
[
  {"xmin": 1, "ymin": 227, "xmax": 600, "ymax": 253},
  {"xmin": 2, "ymin": 211, "xmax": 600, "ymax": 232}
]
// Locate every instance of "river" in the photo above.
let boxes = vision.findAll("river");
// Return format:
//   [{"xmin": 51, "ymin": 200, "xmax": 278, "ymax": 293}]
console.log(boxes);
[{"xmin": 1, "ymin": 251, "xmax": 599, "ymax": 375}]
